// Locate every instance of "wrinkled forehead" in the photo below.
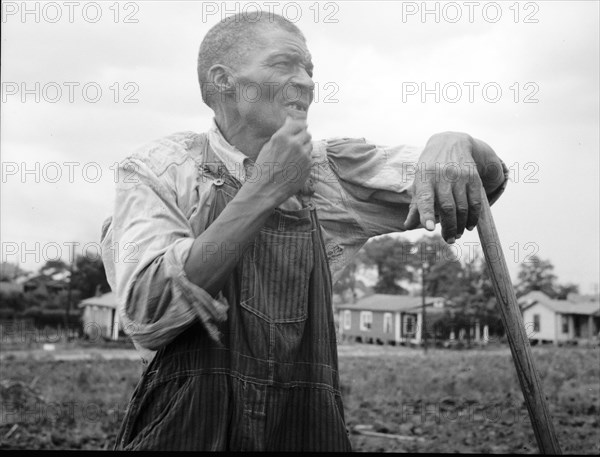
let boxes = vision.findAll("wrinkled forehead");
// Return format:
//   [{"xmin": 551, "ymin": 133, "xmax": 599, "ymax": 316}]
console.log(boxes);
[{"xmin": 251, "ymin": 26, "xmax": 313, "ymax": 62}]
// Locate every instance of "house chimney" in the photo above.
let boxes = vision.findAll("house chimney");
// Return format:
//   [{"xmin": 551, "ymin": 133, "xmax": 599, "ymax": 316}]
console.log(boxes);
[{"xmin": 95, "ymin": 284, "xmax": 102, "ymax": 297}]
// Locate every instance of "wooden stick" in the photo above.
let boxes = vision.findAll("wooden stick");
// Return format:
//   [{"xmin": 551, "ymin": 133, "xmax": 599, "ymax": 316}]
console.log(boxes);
[{"xmin": 476, "ymin": 188, "xmax": 562, "ymax": 454}]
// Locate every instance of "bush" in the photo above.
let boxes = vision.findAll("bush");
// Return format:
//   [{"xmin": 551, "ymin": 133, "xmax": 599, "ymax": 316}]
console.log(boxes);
[{"xmin": 0, "ymin": 308, "xmax": 18, "ymax": 320}]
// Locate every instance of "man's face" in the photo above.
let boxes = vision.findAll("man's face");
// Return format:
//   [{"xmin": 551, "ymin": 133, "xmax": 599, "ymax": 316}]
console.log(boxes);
[{"xmin": 230, "ymin": 27, "xmax": 314, "ymax": 137}]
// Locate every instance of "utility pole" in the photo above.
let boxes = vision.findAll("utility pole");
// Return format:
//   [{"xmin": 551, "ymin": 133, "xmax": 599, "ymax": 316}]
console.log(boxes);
[
  {"xmin": 65, "ymin": 243, "xmax": 75, "ymax": 339},
  {"xmin": 421, "ymin": 261, "xmax": 428, "ymax": 354}
]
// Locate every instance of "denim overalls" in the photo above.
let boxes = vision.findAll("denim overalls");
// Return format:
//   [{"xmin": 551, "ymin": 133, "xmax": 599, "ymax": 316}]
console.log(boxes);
[{"xmin": 114, "ymin": 139, "xmax": 352, "ymax": 451}]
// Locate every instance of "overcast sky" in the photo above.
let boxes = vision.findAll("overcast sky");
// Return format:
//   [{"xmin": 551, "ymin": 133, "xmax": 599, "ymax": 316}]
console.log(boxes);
[{"xmin": 1, "ymin": 1, "xmax": 598, "ymax": 293}]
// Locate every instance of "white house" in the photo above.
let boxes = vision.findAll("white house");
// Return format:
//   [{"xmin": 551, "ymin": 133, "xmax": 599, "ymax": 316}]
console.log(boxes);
[
  {"xmin": 336, "ymin": 294, "xmax": 490, "ymax": 346},
  {"xmin": 519, "ymin": 291, "xmax": 600, "ymax": 345},
  {"xmin": 78, "ymin": 291, "xmax": 120, "ymax": 340}
]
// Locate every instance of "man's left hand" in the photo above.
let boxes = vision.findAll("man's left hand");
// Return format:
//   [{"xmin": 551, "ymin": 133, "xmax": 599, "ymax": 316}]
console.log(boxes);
[{"xmin": 404, "ymin": 132, "xmax": 505, "ymax": 243}]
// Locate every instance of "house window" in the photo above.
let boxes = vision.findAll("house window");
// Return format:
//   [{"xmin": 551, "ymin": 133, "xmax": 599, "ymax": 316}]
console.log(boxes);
[
  {"xmin": 403, "ymin": 314, "xmax": 417, "ymax": 336},
  {"xmin": 343, "ymin": 310, "xmax": 352, "ymax": 330},
  {"xmin": 359, "ymin": 311, "xmax": 372, "ymax": 331},
  {"xmin": 533, "ymin": 314, "xmax": 540, "ymax": 332},
  {"xmin": 561, "ymin": 315, "xmax": 569, "ymax": 334},
  {"xmin": 383, "ymin": 313, "xmax": 393, "ymax": 333}
]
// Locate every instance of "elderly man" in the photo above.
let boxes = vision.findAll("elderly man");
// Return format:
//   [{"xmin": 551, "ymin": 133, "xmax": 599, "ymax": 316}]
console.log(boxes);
[{"xmin": 101, "ymin": 12, "xmax": 507, "ymax": 451}]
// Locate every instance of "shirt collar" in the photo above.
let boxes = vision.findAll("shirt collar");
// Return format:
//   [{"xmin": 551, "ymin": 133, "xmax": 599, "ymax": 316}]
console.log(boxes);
[{"xmin": 206, "ymin": 118, "xmax": 250, "ymax": 183}]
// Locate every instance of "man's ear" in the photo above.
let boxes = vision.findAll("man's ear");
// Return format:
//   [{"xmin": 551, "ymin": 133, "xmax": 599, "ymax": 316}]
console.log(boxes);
[{"xmin": 207, "ymin": 64, "xmax": 236, "ymax": 100}]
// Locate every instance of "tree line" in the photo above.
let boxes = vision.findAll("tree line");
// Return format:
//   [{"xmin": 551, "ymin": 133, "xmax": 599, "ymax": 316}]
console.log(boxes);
[
  {"xmin": 333, "ymin": 234, "xmax": 579, "ymax": 341},
  {"xmin": 0, "ymin": 256, "xmax": 111, "ymax": 327},
  {"xmin": 0, "ymin": 235, "xmax": 579, "ymax": 334}
]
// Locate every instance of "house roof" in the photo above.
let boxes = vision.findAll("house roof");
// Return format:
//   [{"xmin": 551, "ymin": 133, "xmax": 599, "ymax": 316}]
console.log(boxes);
[
  {"xmin": 337, "ymin": 294, "xmax": 445, "ymax": 313},
  {"xmin": 519, "ymin": 291, "xmax": 600, "ymax": 316},
  {"xmin": 78, "ymin": 292, "xmax": 117, "ymax": 309},
  {"xmin": 23, "ymin": 275, "xmax": 67, "ymax": 288},
  {"xmin": 567, "ymin": 293, "xmax": 600, "ymax": 303}
]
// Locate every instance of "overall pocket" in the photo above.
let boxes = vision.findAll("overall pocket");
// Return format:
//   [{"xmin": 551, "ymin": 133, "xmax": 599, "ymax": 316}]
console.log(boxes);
[{"xmin": 240, "ymin": 229, "xmax": 314, "ymax": 323}]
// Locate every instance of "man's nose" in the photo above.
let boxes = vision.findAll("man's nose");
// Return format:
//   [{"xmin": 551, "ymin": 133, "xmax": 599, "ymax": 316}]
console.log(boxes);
[
  {"xmin": 294, "ymin": 66, "xmax": 314, "ymax": 89},
  {"xmin": 291, "ymin": 68, "xmax": 315, "ymax": 102}
]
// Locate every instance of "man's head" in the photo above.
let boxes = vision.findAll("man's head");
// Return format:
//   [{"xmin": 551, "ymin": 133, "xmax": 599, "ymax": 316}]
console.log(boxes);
[{"xmin": 197, "ymin": 12, "xmax": 314, "ymax": 138}]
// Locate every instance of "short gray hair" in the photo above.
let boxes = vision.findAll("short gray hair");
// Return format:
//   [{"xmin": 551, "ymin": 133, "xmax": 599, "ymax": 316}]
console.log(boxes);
[{"xmin": 197, "ymin": 12, "xmax": 305, "ymax": 107}]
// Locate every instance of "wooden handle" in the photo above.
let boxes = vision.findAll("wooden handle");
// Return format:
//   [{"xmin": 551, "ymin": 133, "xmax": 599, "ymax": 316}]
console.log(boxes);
[{"xmin": 477, "ymin": 187, "xmax": 562, "ymax": 455}]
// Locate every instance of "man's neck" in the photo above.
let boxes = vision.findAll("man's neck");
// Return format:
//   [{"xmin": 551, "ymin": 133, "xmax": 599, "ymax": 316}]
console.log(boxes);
[{"xmin": 214, "ymin": 114, "xmax": 268, "ymax": 162}]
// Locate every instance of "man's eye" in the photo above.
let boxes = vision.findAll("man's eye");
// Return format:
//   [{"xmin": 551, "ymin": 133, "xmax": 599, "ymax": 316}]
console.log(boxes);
[{"xmin": 275, "ymin": 61, "xmax": 291, "ymax": 68}]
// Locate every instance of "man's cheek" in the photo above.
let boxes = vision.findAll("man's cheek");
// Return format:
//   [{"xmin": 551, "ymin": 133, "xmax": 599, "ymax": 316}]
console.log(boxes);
[
  {"xmin": 262, "ymin": 110, "xmax": 287, "ymax": 136},
  {"xmin": 243, "ymin": 84, "xmax": 262, "ymax": 103},
  {"xmin": 242, "ymin": 104, "xmax": 282, "ymax": 136}
]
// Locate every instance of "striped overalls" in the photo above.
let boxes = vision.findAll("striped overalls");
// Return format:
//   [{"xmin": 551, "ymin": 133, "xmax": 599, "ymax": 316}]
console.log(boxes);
[{"xmin": 114, "ymin": 142, "xmax": 352, "ymax": 451}]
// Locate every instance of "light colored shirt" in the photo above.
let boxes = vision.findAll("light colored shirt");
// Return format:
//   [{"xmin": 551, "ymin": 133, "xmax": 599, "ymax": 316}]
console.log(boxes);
[{"xmin": 100, "ymin": 121, "xmax": 505, "ymax": 364}]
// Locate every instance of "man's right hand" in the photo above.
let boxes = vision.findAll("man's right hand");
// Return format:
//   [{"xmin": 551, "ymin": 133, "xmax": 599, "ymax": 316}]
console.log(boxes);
[
  {"xmin": 248, "ymin": 116, "xmax": 313, "ymax": 206},
  {"xmin": 185, "ymin": 117, "xmax": 313, "ymax": 296}
]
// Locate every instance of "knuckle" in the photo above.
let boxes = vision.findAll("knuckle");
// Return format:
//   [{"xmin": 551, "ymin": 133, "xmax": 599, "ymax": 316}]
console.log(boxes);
[
  {"xmin": 445, "ymin": 168, "xmax": 460, "ymax": 181},
  {"xmin": 417, "ymin": 190, "xmax": 434, "ymax": 200}
]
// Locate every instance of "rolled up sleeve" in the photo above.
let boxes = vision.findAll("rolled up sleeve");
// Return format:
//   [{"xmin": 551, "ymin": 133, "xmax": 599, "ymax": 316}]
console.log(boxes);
[
  {"xmin": 107, "ymin": 156, "xmax": 227, "ymax": 352},
  {"xmin": 325, "ymin": 137, "xmax": 423, "ymax": 237}
]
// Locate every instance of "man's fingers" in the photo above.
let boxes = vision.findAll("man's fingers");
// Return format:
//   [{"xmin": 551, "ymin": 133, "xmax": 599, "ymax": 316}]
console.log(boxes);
[
  {"xmin": 301, "ymin": 141, "xmax": 314, "ymax": 159},
  {"xmin": 435, "ymin": 182, "xmax": 457, "ymax": 243},
  {"xmin": 404, "ymin": 202, "xmax": 421, "ymax": 230},
  {"xmin": 298, "ymin": 129, "xmax": 312, "ymax": 145},
  {"xmin": 416, "ymin": 181, "xmax": 436, "ymax": 231},
  {"xmin": 280, "ymin": 116, "xmax": 308, "ymax": 135},
  {"xmin": 466, "ymin": 179, "xmax": 483, "ymax": 230},
  {"xmin": 453, "ymin": 185, "xmax": 469, "ymax": 238}
]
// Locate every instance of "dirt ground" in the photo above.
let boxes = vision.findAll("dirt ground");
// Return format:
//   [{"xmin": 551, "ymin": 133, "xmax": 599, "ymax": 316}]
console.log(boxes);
[{"xmin": 1, "ymin": 344, "xmax": 598, "ymax": 453}]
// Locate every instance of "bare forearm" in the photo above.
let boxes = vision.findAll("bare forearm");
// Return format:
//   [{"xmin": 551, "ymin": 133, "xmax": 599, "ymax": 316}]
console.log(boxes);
[
  {"xmin": 183, "ymin": 183, "xmax": 278, "ymax": 296},
  {"xmin": 184, "ymin": 117, "xmax": 317, "ymax": 295}
]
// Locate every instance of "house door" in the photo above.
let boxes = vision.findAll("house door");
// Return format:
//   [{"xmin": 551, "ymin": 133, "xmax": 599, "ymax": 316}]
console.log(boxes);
[
  {"xmin": 574, "ymin": 315, "xmax": 583, "ymax": 338},
  {"xmin": 111, "ymin": 308, "xmax": 116, "ymax": 339}
]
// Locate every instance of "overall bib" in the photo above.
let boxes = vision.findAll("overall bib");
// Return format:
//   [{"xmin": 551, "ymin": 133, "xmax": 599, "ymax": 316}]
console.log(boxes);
[{"xmin": 114, "ymin": 140, "xmax": 352, "ymax": 451}]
